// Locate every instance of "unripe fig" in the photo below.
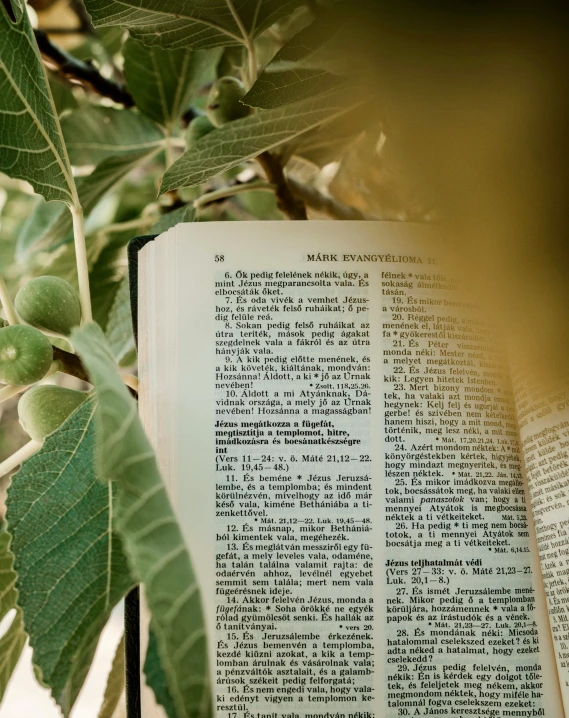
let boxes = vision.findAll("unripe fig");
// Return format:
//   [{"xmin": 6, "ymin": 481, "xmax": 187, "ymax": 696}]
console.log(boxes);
[
  {"xmin": 15, "ymin": 276, "xmax": 81, "ymax": 336},
  {"xmin": 18, "ymin": 385, "xmax": 87, "ymax": 441},
  {"xmin": 185, "ymin": 115, "xmax": 216, "ymax": 146},
  {"xmin": 206, "ymin": 77, "xmax": 251, "ymax": 127},
  {"xmin": 0, "ymin": 325, "xmax": 53, "ymax": 386}
]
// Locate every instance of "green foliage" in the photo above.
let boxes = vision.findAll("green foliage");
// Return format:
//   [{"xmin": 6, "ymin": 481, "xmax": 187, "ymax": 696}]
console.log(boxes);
[
  {"xmin": 15, "ymin": 199, "xmax": 64, "ymax": 262},
  {"xmin": 242, "ymin": 13, "xmax": 345, "ymax": 109},
  {"xmin": 144, "ymin": 629, "xmax": 177, "ymax": 718},
  {"xmin": 36, "ymin": 231, "xmax": 108, "ymax": 295},
  {"xmin": 17, "ymin": 148, "xmax": 163, "ymax": 264},
  {"xmin": 84, "ymin": 0, "xmax": 305, "ymax": 50},
  {"xmin": 124, "ymin": 41, "xmax": 218, "ymax": 129},
  {"xmin": 15, "ymin": 276, "xmax": 81, "ymax": 336},
  {"xmin": 0, "ymin": 2, "xmax": 378, "ymax": 713},
  {"xmin": 0, "ymin": 0, "xmax": 77, "ymax": 205},
  {"xmin": 6, "ymin": 399, "xmax": 135, "ymax": 715},
  {"xmin": 260, "ymin": 6, "xmax": 356, "ymax": 77},
  {"xmin": 151, "ymin": 206, "xmax": 196, "ymax": 233},
  {"xmin": 161, "ymin": 90, "xmax": 365, "ymax": 191},
  {"xmin": 106, "ymin": 275, "xmax": 136, "ymax": 363},
  {"xmin": 0, "ymin": 529, "xmax": 26, "ymax": 702},
  {"xmin": 73, "ymin": 323, "xmax": 211, "ymax": 718},
  {"xmin": 98, "ymin": 634, "xmax": 126, "ymax": 718},
  {"xmin": 89, "ymin": 236, "xmax": 131, "ymax": 331},
  {"xmin": 49, "ymin": 76, "xmax": 80, "ymax": 116},
  {"xmin": 61, "ymin": 106, "xmax": 165, "ymax": 165},
  {"xmin": 285, "ymin": 102, "xmax": 377, "ymax": 167},
  {"xmin": 244, "ymin": 66, "xmax": 340, "ymax": 109},
  {"xmin": 18, "ymin": 385, "xmax": 87, "ymax": 441}
]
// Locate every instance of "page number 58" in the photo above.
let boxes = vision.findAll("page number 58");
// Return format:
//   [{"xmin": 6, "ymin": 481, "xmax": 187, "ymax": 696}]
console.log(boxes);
[{"xmin": 215, "ymin": 254, "xmax": 224, "ymax": 262}]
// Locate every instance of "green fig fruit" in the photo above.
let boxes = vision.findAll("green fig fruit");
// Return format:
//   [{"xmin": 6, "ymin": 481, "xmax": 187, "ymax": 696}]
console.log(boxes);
[
  {"xmin": 18, "ymin": 385, "xmax": 87, "ymax": 441},
  {"xmin": 15, "ymin": 276, "xmax": 81, "ymax": 336},
  {"xmin": 185, "ymin": 115, "xmax": 216, "ymax": 146},
  {"xmin": 0, "ymin": 325, "xmax": 53, "ymax": 386},
  {"xmin": 206, "ymin": 77, "xmax": 251, "ymax": 127}
]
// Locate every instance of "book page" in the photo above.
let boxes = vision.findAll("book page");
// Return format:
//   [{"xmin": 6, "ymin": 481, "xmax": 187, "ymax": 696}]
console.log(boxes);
[
  {"xmin": 140, "ymin": 221, "xmax": 563, "ymax": 717},
  {"xmin": 513, "ymin": 368, "xmax": 569, "ymax": 711}
]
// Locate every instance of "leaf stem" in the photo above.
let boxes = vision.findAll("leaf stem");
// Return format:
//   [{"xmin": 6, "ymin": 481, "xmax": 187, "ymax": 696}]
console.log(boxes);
[
  {"xmin": 0, "ymin": 440, "xmax": 43, "ymax": 480},
  {"xmin": 194, "ymin": 181, "xmax": 276, "ymax": 210},
  {"xmin": 0, "ymin": 384, "xmax": 26, "ymax": 404},
  {"xmin": 0, "ymin": 274, "xmax": 19, "ymax": 325},
  {"xmin": 120, "ymin": 373, "xmax": 139, "ymax": 393},
  {"xmin": 71, "ymin": 205, "xmax": 93, "ymax": 323},
  {"xmin": 164, "ymin": 133, "xmax": 175, "ymax": 170},
  {"xmin": 0, "ymin": 362, "xmax": 60, "ymax": 405},
  {"xmin": 97, "ymin": 216, "xmax": 159, "ymax": 239},
  {"xmin": 225, "ymin": 0, "xmax": 257, "ymax": 87},
  {"xmin": 246, "ymin": 39, "xmax": 258, "ymax": 89}
]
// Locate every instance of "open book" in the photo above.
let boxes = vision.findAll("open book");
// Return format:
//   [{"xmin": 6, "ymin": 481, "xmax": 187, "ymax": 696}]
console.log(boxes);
[{"xmin": 137, "ymin": 221, "xmax": 569, "ymax": 717}]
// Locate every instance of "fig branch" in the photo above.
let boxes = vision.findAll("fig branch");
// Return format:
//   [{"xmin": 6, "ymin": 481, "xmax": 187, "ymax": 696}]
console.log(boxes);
[
  {"xmin": 34, "ymin": 30, "xmax": 135, "ymax": 107},
  {"xmin": 287, "ymin": 179, "xmax": 373, "ymax": 221},
  {"xmin": 52, "ymin": 346, "xmax": 90, "ymax": 384},
  {"xmin": 194, "ymin": 180, "xmax": 277, "ymax": 211},
  {"xmin": 256, "ymin": 152, "xmax": 308, "ymax": 220},
  {"xmin": 52, "ymin": 347, "xmax": 138, "ymax": 398}
]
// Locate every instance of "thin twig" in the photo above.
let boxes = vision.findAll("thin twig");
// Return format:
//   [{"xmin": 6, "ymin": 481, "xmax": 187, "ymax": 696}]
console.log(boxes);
[
  {"xmin": 194, "ymin": 181, "xmax": 277, "ymax": 210},
  {"xmin": 0, "ymin": 384, "xmax": 26, "ymax": 404},
  {"xmin": 0, "ymin": 440, "xmax": 43, "ymax": 480},
  {"xmin": 121, "ymin": 373, "xmax": 139, "ymax": 392},
  {"xmin": 287, "ymin": 178, "xmax": 373, "ymax": 221},
  {"xmin": 0, "ymin": 362, "xmax": 61, "ymax": 404},
  {"xmin": 97, "ymin": 215, "xmax": 159, "ymax": 240},
  {"xmin": 34, "ymin": 30, "xmax": 134, "ymax": 107},
  {"xmin": 256, "ymin": 153, "xmax": 307, "ymax": 220}
]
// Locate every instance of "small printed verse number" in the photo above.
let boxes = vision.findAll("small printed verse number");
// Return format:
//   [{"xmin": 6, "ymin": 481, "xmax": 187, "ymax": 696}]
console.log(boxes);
[{"xmin": 215, "ymin": 254, "xmax": 224, "ymax": 262}]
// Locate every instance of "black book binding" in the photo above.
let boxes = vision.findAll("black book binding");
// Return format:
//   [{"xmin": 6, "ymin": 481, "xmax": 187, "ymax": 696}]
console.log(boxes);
[{"xmin": 124, "ymin": 235, "xmax": 157, "ymax": 718}]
